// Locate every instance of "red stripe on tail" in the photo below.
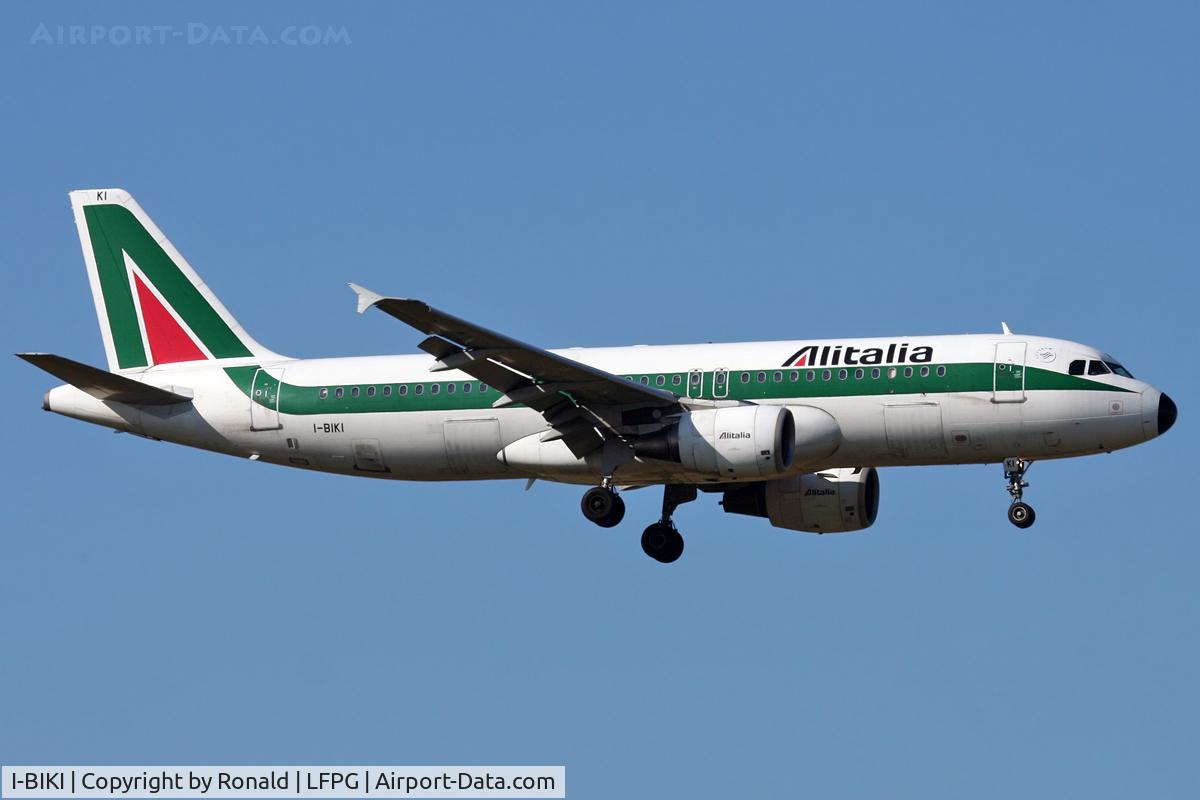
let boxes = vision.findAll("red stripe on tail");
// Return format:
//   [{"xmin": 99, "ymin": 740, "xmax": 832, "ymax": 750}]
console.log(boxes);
[{"xmin": 133, "ymin": 273, "xmax": 207, "ymax": 364}]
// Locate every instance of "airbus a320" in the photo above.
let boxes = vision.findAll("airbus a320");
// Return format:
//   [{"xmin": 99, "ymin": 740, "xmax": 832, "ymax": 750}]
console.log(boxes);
[{"xmin": 19, "ymin": 189, "xmax": 1178, "ymax": 562}]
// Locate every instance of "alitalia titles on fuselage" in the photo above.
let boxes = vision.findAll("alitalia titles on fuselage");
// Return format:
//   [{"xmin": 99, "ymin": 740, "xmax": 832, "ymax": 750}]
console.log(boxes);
[{"xmin": 784, "ymin": 342, "xmax": 934, "ymax": 368}]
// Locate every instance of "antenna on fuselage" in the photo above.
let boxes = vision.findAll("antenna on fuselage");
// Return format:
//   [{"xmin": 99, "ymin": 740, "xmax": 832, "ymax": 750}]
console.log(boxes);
[{"xmin": 1001, "ymin": 321, "xmax": 1013, "ymax": 335}]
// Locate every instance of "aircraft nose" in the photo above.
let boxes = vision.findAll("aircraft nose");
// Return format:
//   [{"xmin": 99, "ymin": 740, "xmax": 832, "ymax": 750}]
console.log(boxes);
[{"xmin": 1158, "ymin": 393, "xmax": 1177, "ymax": 436}]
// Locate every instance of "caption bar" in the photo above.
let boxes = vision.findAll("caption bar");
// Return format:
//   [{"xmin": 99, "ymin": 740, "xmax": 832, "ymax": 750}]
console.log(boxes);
[{"xmin": 1, "ymin": 768, "xmax": 564, "ymax": 799}]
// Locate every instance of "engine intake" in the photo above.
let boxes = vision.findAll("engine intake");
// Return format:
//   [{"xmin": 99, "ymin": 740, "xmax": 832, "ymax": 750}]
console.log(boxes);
[{"xmin": 722, "ymin": 467, "xmax": 880, "ymax": 533}]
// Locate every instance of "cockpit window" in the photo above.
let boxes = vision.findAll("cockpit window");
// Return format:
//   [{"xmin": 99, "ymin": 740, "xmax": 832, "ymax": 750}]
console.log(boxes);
[
  {"xmin": 1069, "ymin": 360, "xmax": 1086, "ymax": 376},
  {"xmin": 1105, "ymin": 361, "xmax": 1134, "ymax": 378},
  {"xmin": 1087, "ymin": 360, "xmax": 1111, "ymax": 376}
]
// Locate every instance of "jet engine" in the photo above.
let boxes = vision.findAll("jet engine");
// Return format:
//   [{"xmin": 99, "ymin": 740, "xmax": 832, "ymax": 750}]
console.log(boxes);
[
  {"xmin": 721, "ymin": 467, "xmax": 880, "ymax": 533},
  {"xmin": 635, "ymin": 405, "xmax": 795, "ymax": 480},
  {"xmin": 634, "ymin": 404, "xmax": 843, "ymax": 481}
]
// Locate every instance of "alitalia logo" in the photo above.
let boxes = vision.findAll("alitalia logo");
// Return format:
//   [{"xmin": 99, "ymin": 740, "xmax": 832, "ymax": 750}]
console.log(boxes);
[
  {"xmin": 782, "ymin": 342, "xmax": 934, "ymax": 368},
  {"xmin": 719, "ymin": 432, "xmax": 751, "ymax": 440},
  {"xmin": 82, "ymin": 202, "xmax": 253, "ymax": 369}
]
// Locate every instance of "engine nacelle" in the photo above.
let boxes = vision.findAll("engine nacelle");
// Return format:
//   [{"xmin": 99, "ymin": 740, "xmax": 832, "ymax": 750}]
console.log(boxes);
[
  {"xmin": 677, "ymin": 405, "xmax": 795, "ymax": 480},
  {"xmin": 635, "ymin": 405, "xmax": 796, "ymax": 480},
  {"xmin": 722, "ymin": 467, "xmax": 880, "ymax": 533}
]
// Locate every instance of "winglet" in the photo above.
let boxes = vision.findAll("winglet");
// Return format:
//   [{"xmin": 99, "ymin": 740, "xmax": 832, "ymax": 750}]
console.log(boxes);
[
  {"xmin": 348, "ymin": 283, "xmax": 384, "ymax": 315},
  {"xmin": 1001, "ymin": 321, "xmax": 1013, "ymax": 336}
]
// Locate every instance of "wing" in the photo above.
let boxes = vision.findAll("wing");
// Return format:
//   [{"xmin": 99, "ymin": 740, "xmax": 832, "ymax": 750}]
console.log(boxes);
[{"xmin": 349, "ymin": 284, "xmax": 681, "ymax": 457}]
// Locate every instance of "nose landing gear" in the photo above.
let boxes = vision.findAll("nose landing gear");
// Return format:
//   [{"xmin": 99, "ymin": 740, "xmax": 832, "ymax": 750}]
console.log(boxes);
[{"xmin": 1003, "ymin": 457, "xmax": 1036, "ymax": 529}]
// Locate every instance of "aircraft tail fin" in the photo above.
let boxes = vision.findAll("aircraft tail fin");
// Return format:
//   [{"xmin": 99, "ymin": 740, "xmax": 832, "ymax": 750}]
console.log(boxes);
[{"xmin": 69, "ymin": 188, "xmax": 279, "ymax": 372}]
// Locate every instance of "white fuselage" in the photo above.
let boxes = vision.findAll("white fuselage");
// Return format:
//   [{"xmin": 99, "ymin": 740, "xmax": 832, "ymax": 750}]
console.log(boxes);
[{"xmin": 44, "ymin": 332, "xmax": 1166, "ymax": 487}]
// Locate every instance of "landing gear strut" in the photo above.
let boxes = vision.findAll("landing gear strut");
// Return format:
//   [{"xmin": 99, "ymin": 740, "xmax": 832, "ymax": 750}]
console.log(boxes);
[
  {"xmin": 581, "ymin": 481, "xmax": 625, "ymax": 528},
  {"xmin": 1003, "ymin": 457, "xmax": 1036, "ymax": 529},
  {"xmin": 641, "ymin": 485, "xmax": 696, "ymax": 563}
]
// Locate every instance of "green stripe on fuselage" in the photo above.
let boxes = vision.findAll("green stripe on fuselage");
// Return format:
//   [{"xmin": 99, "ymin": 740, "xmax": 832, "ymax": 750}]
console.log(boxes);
[{"xmin": 225, "ymin": 363, "xmax": 1133, "ymax": 416}]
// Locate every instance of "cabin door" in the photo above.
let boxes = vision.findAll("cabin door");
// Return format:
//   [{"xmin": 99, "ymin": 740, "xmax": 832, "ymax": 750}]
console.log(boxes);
[
  {"xmin": 993, "ymin": 342, "xmax": 1027, "ymax": 403},
  {"xmin": 250, "ymin": 367, "xmax": 283, "ymax": 430}
]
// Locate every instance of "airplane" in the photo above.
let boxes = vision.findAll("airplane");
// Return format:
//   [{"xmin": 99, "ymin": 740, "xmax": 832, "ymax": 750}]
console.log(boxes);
[{"xmin": 19, "ymin": 189, "xmax": 1178, "ymax": 563}]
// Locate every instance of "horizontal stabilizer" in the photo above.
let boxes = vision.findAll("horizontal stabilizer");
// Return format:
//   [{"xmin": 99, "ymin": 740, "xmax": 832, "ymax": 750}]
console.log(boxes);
[{"xmin": 16, "ymin": 353, "xmax": 193, "ymax": 406}]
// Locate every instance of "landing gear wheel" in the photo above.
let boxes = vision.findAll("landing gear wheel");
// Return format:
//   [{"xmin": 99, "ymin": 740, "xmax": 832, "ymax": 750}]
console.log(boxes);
[
  {"xmin": 641, "ymin": 522, "xmax": 685, "ymax": 563},
  {"xmin": 1002, "ymin": 458, "xmax": 1036, "ymax": 530},
  {"xmin": 1008, "ymin": 501, "xmax": 1036, "ymax": 529},
  {"xmin": 581, "ymin": 487, "xmax": 625, "ymax": 528}
]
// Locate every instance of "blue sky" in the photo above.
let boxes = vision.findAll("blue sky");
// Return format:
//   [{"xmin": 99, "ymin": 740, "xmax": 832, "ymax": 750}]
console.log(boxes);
[{"xmin": 1, "ymin": 2, "xmax": 1196, "ymax": 798}]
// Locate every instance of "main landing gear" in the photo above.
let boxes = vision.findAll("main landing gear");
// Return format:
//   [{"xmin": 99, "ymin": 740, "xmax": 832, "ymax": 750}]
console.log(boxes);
[
  {"xmin": 579, "ymin": 481, "xmax": 696, "ymax": 563},
  {"xmin": 581, "ymin": 480, "xmax": 625, "ymax": 528},
  {"xmin": 640, "ymin": 485, "xmax": 696, "ymax": 564},
  {"xmin": 1003, "ymin": 457, "xmax": 1036, "ymax": 529}
]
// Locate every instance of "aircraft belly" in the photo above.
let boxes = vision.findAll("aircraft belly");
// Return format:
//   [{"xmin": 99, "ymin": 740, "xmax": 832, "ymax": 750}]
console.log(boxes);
[{"xmin": 131, "ymin": 375, "xmax": 1152, "ymax": 482}]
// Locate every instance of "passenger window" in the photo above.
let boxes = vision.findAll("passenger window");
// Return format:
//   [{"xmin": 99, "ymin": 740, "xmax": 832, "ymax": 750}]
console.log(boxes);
[
  {"xmin": 936, "ymin": 366, "xmax": 946, "ymax": 377},
  {"xmin": 757, "ymin": 372, "xmax": 766, "ymax": 383},
  {"xmin": 463, "ymin": 382, "xmax": 472, "ymax": 393},
  {"xmin": 672, "ymin": 375, "xmax": 682, "ymax": 386},
  {"xmin": 790, "ymin": 371, "xmax": 800, "ymax": 382},
  {"xmin": 904, "ymin": 367, "xmax": 914, "ymax": 378},
  {"xmin": 415, "ymin": 385, "xmax": 424, "ymax": 395},
  {"xmin": 351, "ymin": 387, "xmax": 360, "ymax": 398},
  {"xmin": 655, "ymin": 375, "xmax": 665, "ymax": 387},
  {"xmin": 319, "ymin": 388, "xmax": 328, "ymax": 399},
  {"xmin": 431, "ymin": 383, "xmax": 440, "ymax": 394},
  {"xmin": 871, "ymin": 368, "xmax": 880, "ymax": 379},
  {"xmin": 399, "ymin": 385, "xmax": 408, "ymax": 396},
  {"xmin": 690, "ymin": 373, "xmax": 701, "ymax": 386},
  {"xmin": 367, "ymin": 386, "xmax": 376, "ymax": 397},
  {"xmin": 740, "ymin": 372, "xmax": 750, "ymax": 384},
  {"xmin": 1069, "ymin": 360, "xmax": 1086, "ymax": 376},
  {"xmin": 854, "ymin": 368, "xmax": 864, "ymax": 380},
  {"xmin": 920, "ymin": 366, "xmax": 930, "ymax": 378},
  {"xmin": 773, "ymin": 371, "xmax": 783, "ymax": 383},
  {"xmin": 335, "ymin": 387, "xmax": 344, "ymax": 399},
  {"xmin": 822, "ymin": 370, "xmax": 832, "ymax": 381},
  {"xmin": 888, "ymin": 367, "xmax": 897, "ymax": 379},
  {"xmin": 806, "ymin": 371, "xmax": 816, "ymax": 382},
  {"xmin": 383, "ymin": 385, "xmax": 392, "ymax": 397},
  {"xmin": 479, "ymin": 383, "xmax": 489, "ymax": 392},
  {"xmin": 639, "ymin": 376, "xmax": 649, "ymax": 385},
  {"xmin": 1088, "ymin": 361, "xmax": 1111, "ymax": 376},
  {"xmin": 838, "ymin": 369, "xmax": 848, "ymax": 380},
  {"xmin": 447, "ymin": 382, "xmax": 456, "ymax": 394},
  {"xmin": 716, "ymin": 372, "xmax": 727, "ymax": 386}
]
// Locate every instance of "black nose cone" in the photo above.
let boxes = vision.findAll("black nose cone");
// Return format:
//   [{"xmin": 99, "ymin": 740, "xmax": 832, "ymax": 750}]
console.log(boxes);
[{"xmin": 1158, "ymin": 393, "xmax": 1177, "ymax": 436}]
